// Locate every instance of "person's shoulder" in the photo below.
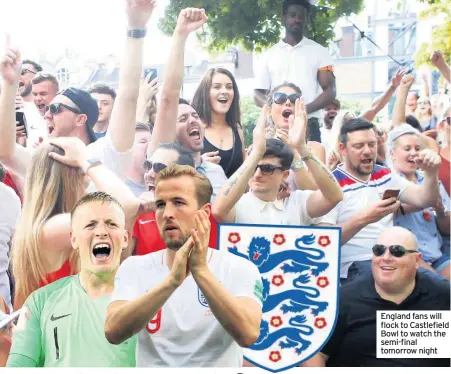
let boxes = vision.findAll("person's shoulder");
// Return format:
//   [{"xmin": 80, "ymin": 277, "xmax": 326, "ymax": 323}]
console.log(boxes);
[
  {"xmin": 417, "ymin": 271, "xmax": 450, "ymax": 297},
  {"xmin": 0, "ymin": 182, "xmax": 20, "ymax": 202},
  {"xmin": 304, "ymin": 37, "xmax": 329, "ymax": 51},
  {"xmin": 27, "ymin": 276, "xmax": 75, "ymax": 307},
  {"xmin": 204, "ymin": 161, "xmax": 225, "ymax": 174},
  {"xmin": 121, "ymin": 251, "xmax": 161, "ymax": 270}
]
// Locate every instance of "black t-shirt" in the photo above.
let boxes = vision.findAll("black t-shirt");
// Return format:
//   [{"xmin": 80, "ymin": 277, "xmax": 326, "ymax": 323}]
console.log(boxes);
[{"xmin": 322, "ymin": 271, "xmax": 450, "ymax": 367}]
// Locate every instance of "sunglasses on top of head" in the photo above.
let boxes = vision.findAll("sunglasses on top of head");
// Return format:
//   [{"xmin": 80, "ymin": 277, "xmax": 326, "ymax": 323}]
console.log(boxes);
[
  {"xmin": 45, "ymin": 103, "xmax": 82, "ymax": 115},
  {"xmin": 273, "ymin": 92, "xmax": 301, "ymax": 105},
  {"xmin": 255, "ymin": 164, "xmax": 285, "ymax": 175},
  {"xmin": 21, "ymin": 68, "xmax": 36, "ymax": 76},
  {"xmin": 372, "ymin": 244, "xmax": 419, "ymax": 258},
  {"xmin": 144, "ymin": 160, "xmax": 167, "ymax": 173}
]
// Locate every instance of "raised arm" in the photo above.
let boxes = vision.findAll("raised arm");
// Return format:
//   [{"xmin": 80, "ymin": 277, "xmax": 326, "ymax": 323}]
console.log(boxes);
[
  {"xmin": 211, "ymin": 108, "xmax": 267, "ymax": 223},
  {"xmin": 361, "ymin": 70, "xmax": 404, "ymax": 122},
  {"xmin": 0, "ymin": 40, "xmax": 32, "ymax": 177},
  {"xmin": 287, "ymin": 99, "xmax": 343, "ymax": 217},
  {"xmin": 392, "ymin": 74, "xmax": 414, "ymax": 126},
  {"xmin": 149, "ymin": 8, "xmax": 207, "ymax": 154},
  {"xmin": 107, "ymin": 0, "xmax": 156, "ymax": 152},
  {"xmin": 431, "ymin": 50, "xmax": 450, "ymax": 83},
  {"xmin": 305, "ymin": 71, "xmax": 336, "ymax": 115}
]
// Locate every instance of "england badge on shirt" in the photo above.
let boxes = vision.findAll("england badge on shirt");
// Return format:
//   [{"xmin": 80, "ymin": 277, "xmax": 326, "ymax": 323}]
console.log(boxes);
[{"xmin": 219, "ymin": 223, "xmax": 341, "ymax": 372}]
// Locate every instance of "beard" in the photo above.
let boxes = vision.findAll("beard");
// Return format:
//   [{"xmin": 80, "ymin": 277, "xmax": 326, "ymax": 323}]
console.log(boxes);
[
  {"xmin": 349, "ymin": 160, "xmax": 375, "ymax": 177},
  {"xmin": 164, "ymin": 232, "xmax": 191, "ymax": 251},
  {"xmin": 20, "ymin": 83, "xmax": 32, "ymax": 97}
]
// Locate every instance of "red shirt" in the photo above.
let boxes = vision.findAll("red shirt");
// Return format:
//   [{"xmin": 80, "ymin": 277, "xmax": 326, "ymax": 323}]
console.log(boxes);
[
  {"xmin": 39, "ymin": 259, "xmax": 75, "ymax": 287},
  {"xmin": 132, "ymin": 212, "xmax": 218, "ymax": 255},
  {"xmin": 439, "ymin": 155, "xmax": 450, "ymax": 197},
  {"xmin": 2, "ymin": 171, "xmax": 22, "ymax": 203}
]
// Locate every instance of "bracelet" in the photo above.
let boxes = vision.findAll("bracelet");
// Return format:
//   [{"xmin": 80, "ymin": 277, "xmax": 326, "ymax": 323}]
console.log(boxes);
[
  {"xmin": 301, "ymin": 149, "xmax": 314, "ymax": 162},
  {"xmin": 127, "ymin": 29, "xmax": 147, "ymax": 38}
]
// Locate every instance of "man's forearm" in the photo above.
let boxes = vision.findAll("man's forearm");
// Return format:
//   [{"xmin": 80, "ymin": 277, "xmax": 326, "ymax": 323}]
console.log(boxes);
[
  {"xmin": 108, "ymin": 36, "xmax": 144, "ymax": 152},
  {"xmin": 0, "ymin": 81, "xmax": 19, "ymax": 159},
  {"xmin": 193, "ymin": 269, "xmax": 261, "ymax": 347},
  {"xmin": 437, "ymin": 63, "xmax": 451, "ymax": 83},
  {"xmin": 212, "ymin": 150, "xmax": 263, "ymax": 222},
  {"xmin": 105, "ymin": 278, "xmax": 176, "ymax": 345},
  {"xmin": 414, "ymin": 171, "xmax": 439, "ymax": 208},
  {"xmin": 338, "ymin": 213, "xmax": 369, "ymax": 245},
  {"xmin": 305, "ymin": 86, "xmax": 336, "ymax": 114},
  {"xmin": 150, "ymin": 33, "xmax": 188, "ymax": 153},
  {"xmin": 361, "ymin": 85, "xmax": 396, "ymax": 122}
]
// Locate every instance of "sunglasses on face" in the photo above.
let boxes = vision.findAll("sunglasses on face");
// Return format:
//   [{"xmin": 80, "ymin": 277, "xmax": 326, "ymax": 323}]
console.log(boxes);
[
  {"xmin": 255, "ymin": 164, "xmax": 284, "ymax": 175},
  {"xmin": 144, "ymin": 160, "xmax": 167, "ymax": 173},
  {"xmin": 372, "ymin": 244, "xmax": 419, "ymax": 258},
  {"xmin": 21, "ymin": 68, "xmax": 36, "ymax": 76},
  {"xmin": 273, "ymin": 92, "xmax": 301, "ymax": 105},
  {"xmin": 45, "ymin": 103, "xmax": 82, "ymax": 115}
]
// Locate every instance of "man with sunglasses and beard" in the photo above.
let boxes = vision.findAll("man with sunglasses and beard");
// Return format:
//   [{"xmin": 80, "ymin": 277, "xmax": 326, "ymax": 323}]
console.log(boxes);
[
  {"xmin": 212, "ymin": 98, "xmax": 343, "ymax": 226},
  {"xmin": 304, "ymin": 226, "xmax": 450, "ymax": 367},
  {"xmin": 0, "ymin": 0, "xmax": 157, "ymax": 183},
  {"xmin": 253, "ymin": 0, "xmax": 336, "ymax": 143}
]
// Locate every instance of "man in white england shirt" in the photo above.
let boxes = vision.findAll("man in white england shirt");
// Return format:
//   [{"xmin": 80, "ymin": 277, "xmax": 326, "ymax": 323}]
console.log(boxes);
[{"xmin": 105, "ymin": 164, "xmax": 262, "ymax": 367}]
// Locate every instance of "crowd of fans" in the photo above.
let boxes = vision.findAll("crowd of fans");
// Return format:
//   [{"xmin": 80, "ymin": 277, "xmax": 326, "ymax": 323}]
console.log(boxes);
[{"xmin": 0, "ymin": 0, "xmax": 449, "ymax": 368}]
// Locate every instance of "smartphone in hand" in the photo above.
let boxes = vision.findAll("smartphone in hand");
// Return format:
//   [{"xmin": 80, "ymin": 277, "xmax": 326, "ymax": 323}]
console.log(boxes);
[
  {"xmin": 382, "ymin": 189, "xmax": 400, "ymax": 201},
  {"xmin": 143, "ymin": 68, "xmax": 157, "ymax": 82},
  {"xmin": 16, "ymin": 111, "xmax": 28, "ymax": 138}
]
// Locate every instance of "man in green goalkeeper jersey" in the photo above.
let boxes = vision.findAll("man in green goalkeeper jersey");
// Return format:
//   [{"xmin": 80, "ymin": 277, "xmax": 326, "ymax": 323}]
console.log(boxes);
[{"xmin": 7, "ymin": 192, "xmax": 136, "ymax": 367}]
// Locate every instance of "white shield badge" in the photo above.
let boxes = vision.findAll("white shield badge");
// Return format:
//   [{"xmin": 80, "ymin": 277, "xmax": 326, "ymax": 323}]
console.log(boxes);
[{"xmin": 219, "ymin": 223, "xmax": 341, "ymax": 372}]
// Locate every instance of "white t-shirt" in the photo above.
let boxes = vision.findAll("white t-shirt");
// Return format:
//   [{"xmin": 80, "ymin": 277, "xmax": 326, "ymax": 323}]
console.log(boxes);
[
  {"xmin": 320, "ymin": 164, "xmax": 412, "ymax": 278},
  {"xmin": 234, "ymin": 190, "xmax": 334, "ymax": 226},
  {"xmin": 22, "ymin": 102, "xmax": 47, "ymax": 149},
  {"xmin": 0, "ymin": 183, "xmax": 21, "ymax": 307},
  {"xmin": 255, "ymin": 37, "xmax": 334, "ymax": 119},
  {"xmin": 111, "ymin": 248, "xmax": 262, "ymax": 367}
]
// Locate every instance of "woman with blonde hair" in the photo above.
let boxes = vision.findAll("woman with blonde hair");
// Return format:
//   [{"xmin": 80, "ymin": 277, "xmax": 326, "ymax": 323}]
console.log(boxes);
[{"xmin": 11, "ymin": 139, "xmax": 137, "ymax": 310}]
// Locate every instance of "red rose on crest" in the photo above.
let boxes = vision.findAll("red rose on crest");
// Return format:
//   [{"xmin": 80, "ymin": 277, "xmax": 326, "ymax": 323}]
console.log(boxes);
[
  {"xmin": 318, "ymin": 236, "xmax": 331, "ymax": 247},
  {"xmin": 423, "ymin": 210, "xmax": 432, "ymax": 222},
  {"xmin": 317, "ymin": 277, "xmax": 329, "ymax": 288},
  {"xmin": 273, "ymin": 234, "xmax": 286, "ymax": 246},
  {"xmin": 270, "ymin": 316, "xmax": 283, "ymax": 328},
  {"xmin": 228, "ymin": 232, "xmax": 241, "ymax": 244},
  {"xmin": 269, "ymin": 351, "xmax": 282, "ymax": 362},
  {"xmin": 272, "ymin": 275, "xmax": 285, "ymax": 286},
  {"xmin": 314, "ymin": 317, "xmax": 327, "ymax": 329}
]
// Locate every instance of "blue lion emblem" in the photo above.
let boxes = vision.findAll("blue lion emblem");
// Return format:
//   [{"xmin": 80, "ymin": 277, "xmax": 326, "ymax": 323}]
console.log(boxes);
[
  {"xmin": 262, "ymin": 276, "xmax": 328, "ymax": 316},
  {"xmin": 228, "ymin": 234, "xmax": 328, "ymax": 276},
  {"xmin": 251, "ymin": 315, "xmax": 314, "ymax": 355}
]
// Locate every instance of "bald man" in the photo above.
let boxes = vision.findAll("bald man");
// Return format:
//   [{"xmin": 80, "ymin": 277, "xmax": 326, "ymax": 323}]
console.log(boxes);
[{"xmin": 304, "ymin": 227, "xmax": 450, "ymax": 367}]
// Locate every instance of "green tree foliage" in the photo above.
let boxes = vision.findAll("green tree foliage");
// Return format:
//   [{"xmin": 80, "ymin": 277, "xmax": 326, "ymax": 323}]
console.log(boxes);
[
  {"xmin": 414, "ymin": 0, "xmax": 450, "ymax": 68},
  {"xmin": 240, "ymin": 96, "xmax": 261, "ymax": 148},
  {"xmin": 159, "ymin": 0, "xmax": 364, "ymax": 52}
]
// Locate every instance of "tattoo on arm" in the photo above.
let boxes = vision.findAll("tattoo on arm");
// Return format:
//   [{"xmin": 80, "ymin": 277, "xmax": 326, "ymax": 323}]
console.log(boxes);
[
  {"xmin": 309, "ymin": 155, "xmax": 340, "ymax": 185},
  {"xmin": 224, "ymin": 165, "xmax": 249, "ymax": 196}
]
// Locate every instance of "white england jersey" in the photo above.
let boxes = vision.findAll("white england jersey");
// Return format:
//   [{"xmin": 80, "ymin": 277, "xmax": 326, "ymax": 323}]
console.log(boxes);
[{"xmin": 111, "ymin": 248, "xmax": 262, "ymax": 367}]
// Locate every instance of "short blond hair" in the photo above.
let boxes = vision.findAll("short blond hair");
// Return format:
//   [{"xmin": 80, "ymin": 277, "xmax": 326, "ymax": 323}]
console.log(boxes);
[{"xmin": 156, "ymin": 164, "xmax": 212, "ymax": 206}]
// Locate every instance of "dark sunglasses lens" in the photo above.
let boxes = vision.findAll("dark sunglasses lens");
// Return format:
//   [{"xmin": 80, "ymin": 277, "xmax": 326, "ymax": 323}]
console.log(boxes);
[
  {"xmin": 390, "ymin": 245, "xmax": 406, "ymax": 257},
  {"xmin": 372, "ymin": 244, "xmax": 386, "ymax": 256},
  {"xmin": 273, "ymin": 93, "xmax": 287, "ymax": 104},
  {"xmin": 261, "ymin": 165, "xmax": 276, "ymax": 174},
  {"xmin": 288, "ymin": 94, "xmax": 299, "ymax": 104},
  {"xmin": 144, "ymin": 161, "xmax": 152, "ymax": 172},
  {"xmin": 154, "ymin": 163, "xmax": 167, "ymax": 173}
]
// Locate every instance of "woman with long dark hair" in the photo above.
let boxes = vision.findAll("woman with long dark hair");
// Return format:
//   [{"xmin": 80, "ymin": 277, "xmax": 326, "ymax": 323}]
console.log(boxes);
[{"xmin": 191, "ymin": 68, "xmax": 246, "ymax": 178}]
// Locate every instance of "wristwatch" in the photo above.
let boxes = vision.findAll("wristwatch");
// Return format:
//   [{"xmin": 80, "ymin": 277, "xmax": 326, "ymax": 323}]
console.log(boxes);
[
  {"xmin": 127, "ymin": 29, "xmax": 147, "ymax": 38},
  {"xmin": 82, "ymin": 158, "xmax": 102, "ymax": 174},
  {"xmin": 290, "ymin": 159, "xmax": 305, "ymax": 171}
]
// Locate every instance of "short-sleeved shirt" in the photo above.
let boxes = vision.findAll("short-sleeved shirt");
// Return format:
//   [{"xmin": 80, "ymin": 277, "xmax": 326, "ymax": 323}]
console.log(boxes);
[
  {"xmin": 394, "ymin": 172, "xmax": 451, "ymax": 264},
  {"xmin": 322, "ymin": 271, "xmax": 450, "ymax": 367},
  {"xmin": 132, "ymin": 212, "xmax": 218, "ymax": 256},
  {"xmin": 8, "ymin": 276, "xmax": 136, "ymax": 367},
  {"xmin": 255, "ymin": 37, "xmax": 334, "ymax": 119},
  {"xmin": 111, "ymin": 249, "xmax": 262, "ymax": 367},
  {"xmin": 321, "ymin": 165, "xmax": 412, "ymax": 278},
  {"xmin": 234, "ymin": 190, "xmax": 334, "ymax": 226},
  {"xmin": 196, "ymin": 161, "xmax": 228, "ymax": 202}
]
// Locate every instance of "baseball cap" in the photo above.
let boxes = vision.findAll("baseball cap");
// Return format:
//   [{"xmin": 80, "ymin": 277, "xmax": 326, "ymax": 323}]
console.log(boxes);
[
  {"xmin": 60, "ymin": 88, "xmax": 99, "ymax": 144},
  {"xmin": 387, "ymin": 124, "xmax": 420, "ymax": 151}
]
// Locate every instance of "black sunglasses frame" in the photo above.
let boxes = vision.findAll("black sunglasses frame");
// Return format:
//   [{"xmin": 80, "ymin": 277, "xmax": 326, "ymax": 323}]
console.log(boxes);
[
  {"xmin": 21, "ymin": 68, "xmax": 36, "ymax": 76},
  {"xmin": 255, "ymin": 164, "xmax": 285, "ymax": 176},
  {"xmin": 273, "ymin": 92, "xmax": 301, "ymax": 105},
  {"xmin": 372, "ymin": 244, "xmax": 419, "ymax": 258},
  {"xmin": 45, "ymin": 103, "xmax": 82, "ymax": 115},
  {"xmin": 144, "ymin": 160, "xmax": 167, "ymax": 174}
]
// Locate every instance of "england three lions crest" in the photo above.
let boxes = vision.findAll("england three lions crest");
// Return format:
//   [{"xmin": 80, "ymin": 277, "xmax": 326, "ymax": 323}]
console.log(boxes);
[{"xmin": 219, "ymin": 223, "xmax": 341, "ymax": 372}]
